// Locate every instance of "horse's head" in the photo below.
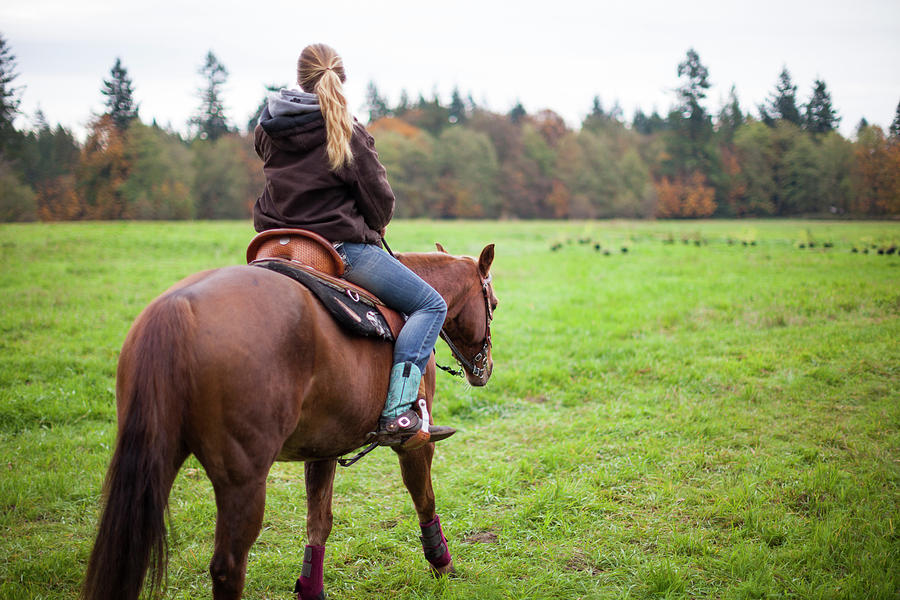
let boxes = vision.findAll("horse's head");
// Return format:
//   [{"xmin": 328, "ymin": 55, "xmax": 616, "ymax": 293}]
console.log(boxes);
[
  {"xmin": 433, "ymin": 242, "xmax": 497, "ymax": 386},
  {"xmin": 400, "ymin": 243, "xmax": 498, "ymax": 385}
]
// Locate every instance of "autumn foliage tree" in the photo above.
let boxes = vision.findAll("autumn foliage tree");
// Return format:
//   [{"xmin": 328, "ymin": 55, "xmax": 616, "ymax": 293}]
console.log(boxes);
[
  {"xmin": 854, "ymin": 125, "xmax": 900, "ymax": 215},
  {"xmin": 2, "ymin": 47, "xmax": 900, "ymax": 222},
  {"xmin": 76, "ymin": 114, "xmax": 129, "ymax": 219},
  {"xmin": 654, "ymin": 172, "xmax": 716, "ymax": 217}
]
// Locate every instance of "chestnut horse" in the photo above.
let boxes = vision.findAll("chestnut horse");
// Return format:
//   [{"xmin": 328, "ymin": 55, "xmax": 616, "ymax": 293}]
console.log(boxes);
[{"xmin": 81, "ymin": 243, "xmax": 497, "ymax": 600}]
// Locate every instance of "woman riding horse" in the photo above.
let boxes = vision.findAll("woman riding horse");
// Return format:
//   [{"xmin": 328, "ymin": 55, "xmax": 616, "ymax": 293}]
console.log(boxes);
[
  {"xmin": 81, "ymin": 44, "xmax": 497, "ymax": 600},
  {"xmin": 254, "ymin": 43, "xmax": 448, "ymax": 449}
]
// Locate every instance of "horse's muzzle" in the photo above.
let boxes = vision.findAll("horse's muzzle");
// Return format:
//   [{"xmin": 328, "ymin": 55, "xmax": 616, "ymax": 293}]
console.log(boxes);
[{"xmin": 466, "ymin": 360, "xmax": 492, "ymax": 386}]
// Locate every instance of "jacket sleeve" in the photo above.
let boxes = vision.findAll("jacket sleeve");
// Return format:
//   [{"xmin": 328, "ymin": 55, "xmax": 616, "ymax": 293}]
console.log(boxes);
[
  {"xmin": 345, "ymin": 122, "xmax": 395, "ymax": 231},
  {"xmin": 253, "ymin": 124, "xmax": 269, "ymax": 161}
]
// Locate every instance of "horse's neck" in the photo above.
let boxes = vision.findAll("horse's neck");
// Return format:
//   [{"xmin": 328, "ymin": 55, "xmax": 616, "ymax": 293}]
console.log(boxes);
[{"xmin": 397, "ymin": 252, "xmax": 475, "ymax": 312}]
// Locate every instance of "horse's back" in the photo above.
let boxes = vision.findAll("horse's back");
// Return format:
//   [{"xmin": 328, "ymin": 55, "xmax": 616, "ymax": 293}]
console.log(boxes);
[{"xmin": 120, "ymin": 265, "xmax": 389, "ymax": 466}]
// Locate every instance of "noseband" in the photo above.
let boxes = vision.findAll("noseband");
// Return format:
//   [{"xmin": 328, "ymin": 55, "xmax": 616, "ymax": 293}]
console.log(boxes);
[{"xmin": 438, "ymin": 272, "xmax": 493, "ymax": 379}]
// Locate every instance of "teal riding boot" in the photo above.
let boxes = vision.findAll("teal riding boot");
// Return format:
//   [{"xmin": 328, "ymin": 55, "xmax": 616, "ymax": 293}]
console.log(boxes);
[{"xmin": 374, "ymin": 362, "xmax": 455, "ymax": 449}]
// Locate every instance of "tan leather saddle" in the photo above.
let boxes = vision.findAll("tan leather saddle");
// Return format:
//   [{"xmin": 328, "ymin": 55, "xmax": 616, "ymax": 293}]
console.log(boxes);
[{"xmin": 246, "ymin": 228, "xmax": 404, "ymax": 338}]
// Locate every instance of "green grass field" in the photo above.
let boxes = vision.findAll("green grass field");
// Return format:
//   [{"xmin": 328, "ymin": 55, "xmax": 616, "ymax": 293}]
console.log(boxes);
[{"xmin": 1, "ymin": 220, "xmax": 898, "ymax": 599}]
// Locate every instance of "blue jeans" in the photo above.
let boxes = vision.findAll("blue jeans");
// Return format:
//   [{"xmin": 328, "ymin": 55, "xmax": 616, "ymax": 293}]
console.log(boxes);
[{"xmin": 336, "ymin": 242, "xmax": 447, "ymax": 373}]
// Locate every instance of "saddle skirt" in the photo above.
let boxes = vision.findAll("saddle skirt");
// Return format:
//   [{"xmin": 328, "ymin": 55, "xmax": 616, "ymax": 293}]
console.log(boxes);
[{"xmin": 247, "ymin": 229, "xmax": 404, "ymax": 341}]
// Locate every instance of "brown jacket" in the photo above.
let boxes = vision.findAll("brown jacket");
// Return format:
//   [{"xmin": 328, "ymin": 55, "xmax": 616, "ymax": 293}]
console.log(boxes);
[{"xmin": 253, "ymin": 109, "xmax": 395, "ymax": 244}]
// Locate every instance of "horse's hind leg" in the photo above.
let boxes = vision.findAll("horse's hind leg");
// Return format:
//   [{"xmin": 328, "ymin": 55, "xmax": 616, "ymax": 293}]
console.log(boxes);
[
  {"xmin": 296, "ymin": 459, "xmax": 337, "ymax": 600},
  {"xmin": 208, "ymin": 476, "xmax": 268, "ymax": 600},
  {"xmin": 396, "ymin": 445, "xmax": 455, "ymax": 575}
]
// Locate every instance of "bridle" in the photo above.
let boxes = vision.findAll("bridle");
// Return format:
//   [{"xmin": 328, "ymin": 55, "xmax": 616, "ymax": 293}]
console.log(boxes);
[
  {"xmin": 437, "ymin": 272, "xmax": 494, "ymax": 379},
  {"xmin": 379, "ymin": 237, "xmax": 494, "ymax": 380}
]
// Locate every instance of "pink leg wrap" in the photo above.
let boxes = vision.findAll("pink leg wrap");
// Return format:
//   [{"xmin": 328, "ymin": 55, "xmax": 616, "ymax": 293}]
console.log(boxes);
[
  {"xmin": 294, "ymin": 545, "xmax": 325, "ymax": 600},
  {"xmin": 420, "ymin": 515, "xmax": 452, "ymax": 569}
]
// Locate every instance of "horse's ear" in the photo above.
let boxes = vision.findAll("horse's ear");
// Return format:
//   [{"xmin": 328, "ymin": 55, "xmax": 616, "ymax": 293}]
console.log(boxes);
[
  {"xmin": 435, "ymin": 242, "xmax": 448, "ymax": 253},
  {"xmin": 478, "ymin": 244, "xmax": 495, "ymax": 277}
]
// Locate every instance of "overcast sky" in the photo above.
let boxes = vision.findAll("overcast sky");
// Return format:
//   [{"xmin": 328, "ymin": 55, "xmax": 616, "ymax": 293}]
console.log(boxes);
[{"xmin": 3, "ymin": 0, "xmax": 899, "ymax": 140}]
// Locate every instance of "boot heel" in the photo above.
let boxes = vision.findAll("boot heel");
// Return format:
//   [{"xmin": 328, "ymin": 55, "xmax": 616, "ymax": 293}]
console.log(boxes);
[{"xmin": 401, "ymin": 429, "xmax": 431, "ymax": 450}]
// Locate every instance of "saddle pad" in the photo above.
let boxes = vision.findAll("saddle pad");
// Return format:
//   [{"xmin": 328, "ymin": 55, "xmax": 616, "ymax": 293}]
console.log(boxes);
[{"xmin": 252, "ymin": 259, "xmax": 400, "ymax": 342}]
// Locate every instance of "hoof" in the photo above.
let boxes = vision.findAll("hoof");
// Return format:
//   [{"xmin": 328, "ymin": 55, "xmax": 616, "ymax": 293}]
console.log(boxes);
[
  {"xmin": 430, "ymin": 559, "xmax": 455, "ymax": 577},
  {"xmin": 294, "ymin": 579, "xmax": 326, "ymax": 600}
]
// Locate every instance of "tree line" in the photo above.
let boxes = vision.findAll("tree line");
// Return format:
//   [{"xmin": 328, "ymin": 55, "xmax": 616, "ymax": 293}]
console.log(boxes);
[{"xmin": 0, "ymin": 35, "xmax": 898, "ymax": 222}]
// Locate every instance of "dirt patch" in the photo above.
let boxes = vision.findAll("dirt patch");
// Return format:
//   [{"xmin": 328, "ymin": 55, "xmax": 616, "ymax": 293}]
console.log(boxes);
[
  {"xmin": 462, "ymin": 531, "xmax": 498, "ymax": 544},
  {"xmin": 565, "ymin": 551, "xmax": 603, "ymax": 575},
  {"xmin": 524, "ymin": 395, "xmax": 547, "ymax": 404}
]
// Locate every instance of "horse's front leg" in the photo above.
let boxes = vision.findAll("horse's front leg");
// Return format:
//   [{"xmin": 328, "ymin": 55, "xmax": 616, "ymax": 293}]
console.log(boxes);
[
  {"xmin": 296, "ymin": 459, "xmax": 337, "ymax": 600},
  {"xmin": 396, "ymin": 444, "xmax": 455, "ymax": 575}
]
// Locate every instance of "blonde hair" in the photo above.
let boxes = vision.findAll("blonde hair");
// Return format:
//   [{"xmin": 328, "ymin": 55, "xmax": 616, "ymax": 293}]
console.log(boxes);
[{"xmin": 298, "ymin": 44, "xmax": 353, "ymax": 171}]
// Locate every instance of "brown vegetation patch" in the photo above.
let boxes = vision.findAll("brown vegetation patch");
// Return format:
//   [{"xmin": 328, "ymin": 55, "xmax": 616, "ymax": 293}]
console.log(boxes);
[
  {"xmin": 182, "ymin": 467, "xmax": 203, "ymax": 480},
  {"xmin": 565, "ymin": 551, "xmax": 604, "ymax": 575},
  {"xmin": 462, "ymin": 531, "xmax": 498, "ymax": 544}
]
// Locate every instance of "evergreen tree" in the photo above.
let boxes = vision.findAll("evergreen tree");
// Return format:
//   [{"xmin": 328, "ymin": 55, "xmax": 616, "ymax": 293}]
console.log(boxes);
[
  {"xmin": 395, "ymin": 90, "xmax": 411, "ymax": 117},
  {"xmin": 583, "ymin": 96, "xmax": 624, "ymax": 131},
  {"xmin": 466, "ymin": 93, "xmax": 478, "ymax": 114},
  {"xmin": 582, "ymin": 96, "xmax": 608, "ymax": 131},
  {"xmin": 590, "ymin": 96, "xmax": 605, "ymax": 119},
  {"xmin": 856, "ymin": 117, "xmax": 869, "ymax": 137},
  {"xmin": 0, "ymin": 33, "xmax": 22, "ymax": 157},
  {"xmin": 664, "ymin": 49, "xmax": 716, "ymax": 179},
  {"xmin": 761, "ymin": 67, "xmax": 802, "ymax": 126},
  {"xmin": 365, "ymin": 81, "xmax": 390, "ymax": 123},
  {"xmin": 101, "ymin": 58, "xmax": 139, "ymax": 132},
  {"xmin": 675, "ymin": 48, "xmax": 712, "ymax": 141},
  {"xmin": 20, "ymin": 119, "xmax": 80, "ymax": 189},
  {"xmin": 404, "ymin": 92, "xmax": 449, "ymax": 135},
  {"xmin": 804, "ymin": 78, "xmax": 840, "ymax": 134},
  {"xmin": 649, "ymin": 110, "xmax": 668, "ymax": 135},
  {"xmin": 716, "ymin": 85, "xmax": 744, "ymax": 140},
  {"xmin": 508, "ymin": 101, "xmax": 526, "ymax": 124},
  {"xmin": 191, "ymin": 51, "xmax": 230, "ymax": 141},
  {"xmin": 33, "ymin": 107, "xmax": 48, "ymax": 131},
  {"xmin": 448, "ymin": 87, "xmax": 466, "ymax": 124},
  {"xmin": 632, "ymin": 108, "xmax": 668, "ymax": 135},
  {"xmin": 632, "ymin": 108, "xmax": 649, "ymax": 133},
  {"xmin": 608, "ymin": 100, "xmax": 624, "ymax": 123},
  {"xmin": 890, "ymin": 99, "xmax": 900, "ymax": 140}
]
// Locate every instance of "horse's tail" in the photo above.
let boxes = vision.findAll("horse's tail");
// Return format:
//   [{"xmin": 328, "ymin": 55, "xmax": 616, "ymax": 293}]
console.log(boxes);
[{"xmin": 82, "ymin": 292, "xmax": 196, "ymax": 600}]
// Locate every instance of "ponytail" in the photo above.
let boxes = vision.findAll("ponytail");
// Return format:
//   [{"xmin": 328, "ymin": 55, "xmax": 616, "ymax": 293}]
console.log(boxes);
[
  {"xmin": 298, "ymin": 44, "xmax": 354, "ymax": 171},
  {"xmin": 315, "ymin": 70, "xmax": 354, "ymax": 171}
]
